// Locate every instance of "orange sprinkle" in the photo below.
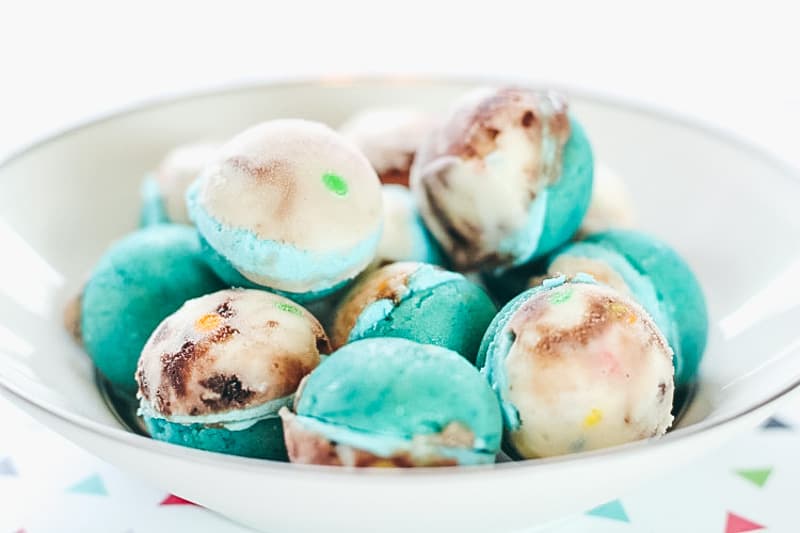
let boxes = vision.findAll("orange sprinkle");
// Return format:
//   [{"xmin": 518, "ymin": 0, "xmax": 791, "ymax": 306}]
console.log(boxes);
[{"xmin": 195, "ymin": 313, "xmax": 222, "ymax": 332}]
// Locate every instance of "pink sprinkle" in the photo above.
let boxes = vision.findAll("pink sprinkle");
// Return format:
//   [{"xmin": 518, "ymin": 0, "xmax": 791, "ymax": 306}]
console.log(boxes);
[{"xmin": 598, "ymin": 350, "xmax": 622, "ymax": 375}]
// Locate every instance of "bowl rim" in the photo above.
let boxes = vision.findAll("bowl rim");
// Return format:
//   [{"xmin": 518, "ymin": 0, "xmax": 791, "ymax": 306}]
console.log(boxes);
[{"xmin": 1, "ymin": 75, "xmax": 799, "ymax": 480}]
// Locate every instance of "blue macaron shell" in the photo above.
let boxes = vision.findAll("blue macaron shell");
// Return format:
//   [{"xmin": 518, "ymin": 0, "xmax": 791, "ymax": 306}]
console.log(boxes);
[
  {"xmin": 382, "ymin": 185, "xmax": 448, "ymax": 267},
  {"xmin": 80, "ymin": 225, "xmax": 225, "ymax": 392},
  {"xmin": 143, "ymin": 415, "xmax": 287, "ymax": 460},
  {"xmin": 494, "ymin": 116, "xmax": 594, "ymax": 270},
  {"xmin": 536, "ymin": 117, "xmax": 594, "ymax": 256},
  {"xmin": 187, "ymin": 184, "xmax": 380, "ymax": 301},
  {"xmin": 582, "ymin": 230, "xmax": 708, "ymax": 386},
  {"xmin": 139, "ymin": 176, "xmax": 170, "ymax": 227},
  {"xmin": 196, "ymin": 234, "xmax": 350, "ymax": 303},
  {"xmin": 347, "ymin": 265, "xmax": 497, "ymax": 364},
  {"xmin": 408, "ymin": 215, "xmax": 448, "ymax": 267},
  {"xmin": 296, "ymin": 338, "xmax": 503, "ymax": 454}
]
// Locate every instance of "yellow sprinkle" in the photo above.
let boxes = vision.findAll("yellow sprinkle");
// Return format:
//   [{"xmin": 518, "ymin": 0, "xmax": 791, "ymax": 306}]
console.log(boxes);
[
  {"xmin": 627, "ymin": 313, "xmax": 637, "ymax": 324},
  {"xmin": 195, "ymin": 313, "xmax": 222, "ymax": 332},
  {"xmin": 608, "ymin": 302, "xmax": 629, "ymax": 320},
  {"xmin": 583, "ymin": 408, "xmax": 603, "ymax": 428}
]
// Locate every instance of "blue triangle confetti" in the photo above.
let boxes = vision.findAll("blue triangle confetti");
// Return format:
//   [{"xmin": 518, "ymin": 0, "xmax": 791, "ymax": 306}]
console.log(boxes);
[
  {"xmin": 66, "ymin": 474, "xmax": 108, "ymax": 496},
  {"xmin": 0, "ymin": 457, "xmax": 17, "ymax": 476},
  {"xmin": 586, "ymin": 499, "xmax": 630, "ymax": 523},
  {"xmin": 761, "ymin": 417, "xmax": 791, "ymax": 430}
]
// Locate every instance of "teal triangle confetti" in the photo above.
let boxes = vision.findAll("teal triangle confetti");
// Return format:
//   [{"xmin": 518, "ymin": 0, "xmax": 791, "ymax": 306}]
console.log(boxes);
[
  {"xmin": 0, "ymin": 457, "xmax": 18, "ymax": 476},
  {"xmin": 735, "ymin": 468, "xmax": 772, "ymax": 488},
  {"xmin": 586, "ymin": 499, "xmax": 630, "ymax": 522},
  {"xmin": 67, "ymin": 474, "xmax": 108, "ymax": 496},
  {"xmin": 761, "ymin": 417, "xmax": 791, "ymax": 430}
]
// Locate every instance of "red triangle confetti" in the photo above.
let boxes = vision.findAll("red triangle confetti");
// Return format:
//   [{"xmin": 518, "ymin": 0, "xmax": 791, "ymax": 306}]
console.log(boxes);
[
  {"xmin": 160, "ymin": 494, "xmax": 198, "ymax": 506},
  {"xmin": 725, "ymin": 512, "xmax": 764, "ymax": 533}
]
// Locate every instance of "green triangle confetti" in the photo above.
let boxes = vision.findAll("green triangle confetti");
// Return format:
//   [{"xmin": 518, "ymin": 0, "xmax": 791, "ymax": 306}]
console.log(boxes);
[
  {"xmin": 67, "ymin": 474, "xmax": 108, "ymax": 496},
  {"xmin": 586, "ymin": 499, "xmax": 630, "ymax": 522},
  {"xmin": 735, "ymin": 468, "xmax": 772, "ymax": 488}
]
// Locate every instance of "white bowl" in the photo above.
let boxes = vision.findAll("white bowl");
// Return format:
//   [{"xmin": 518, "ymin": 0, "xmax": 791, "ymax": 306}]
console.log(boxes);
[{"xmin": 1, "ymin": 78, "xmax": 799, "ymax": 533}]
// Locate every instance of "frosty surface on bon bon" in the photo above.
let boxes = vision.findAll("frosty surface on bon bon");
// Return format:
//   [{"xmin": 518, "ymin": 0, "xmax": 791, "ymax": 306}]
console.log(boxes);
[
  {"xmin": 478, "ymin": 275, "xmax": 674, "ymax": 458},
  {"xmin": 188, "ymin": 119, "xmax": 383, "ymax": 301},
  {"xmin": 410, "ymin": 87, "xmax": 594, "ymax": 272},
  {"xmin": 136, "ymin": 288, "xmax": 330, "ymax": 460}
]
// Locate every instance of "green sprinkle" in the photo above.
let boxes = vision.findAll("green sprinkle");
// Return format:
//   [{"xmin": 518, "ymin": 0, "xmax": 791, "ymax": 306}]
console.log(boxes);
[
  {"xmin": 275, "ymin": 302, "xmax": 303, "ymax": 316},
  {"xmin": 549, "ymin": 287, "xmax": 573, "ymax": 304},
  {"xmin": 322, "ymin": 172, "xmax": 348, "ymax": 196}
]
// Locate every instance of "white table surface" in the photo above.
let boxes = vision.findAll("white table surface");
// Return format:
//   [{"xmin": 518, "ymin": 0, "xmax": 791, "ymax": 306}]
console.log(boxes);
[{"xmin": 1, "ymin": 3, "xmax": 798, "ymax": 532}]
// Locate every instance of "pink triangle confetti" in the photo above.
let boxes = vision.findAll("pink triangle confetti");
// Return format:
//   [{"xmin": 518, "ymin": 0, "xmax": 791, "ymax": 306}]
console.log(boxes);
[
  {"xmin": 725, "ymin": 512, "xmax": 765, "ymax": 533},
  {"xmin": 160, "ymin": 494, "xmax": 198, "ymax": 506}
]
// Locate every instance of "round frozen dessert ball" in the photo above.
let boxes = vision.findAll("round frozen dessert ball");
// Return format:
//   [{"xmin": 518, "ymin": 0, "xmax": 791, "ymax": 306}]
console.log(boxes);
[
  {"xmin": 331, "ymin": 262, "xmax": 496, "ymax": 363},
  {"xmin": 373, "ymin": 185, "xmax": 445, "ymax": 267},
  {"xmin": 187, "ymin": 119, "xmax": 383, "ymax": 301},
  {"xmin": 140, "ymin": 142, "xmax": 221, "ymax": 226},
  {"xmin": 576, "ymin": 161, "xmax": 635, "ymax": 238},
  {"xmin": 411, "ymin": 87, "xmax": 594, "ymax": 272},
  {"xmin": 280, "ymin": 338, "xmax": 502, "ymax": 467},
  {"xmin": 136, "ymin": 288, "xmax": 330, "ymax": 460},
  {"xmin": 477, "ymin": 275, "xmax": 674, "ymax": 458},
  {"xmin": 339, "ymin": 108, "xmax": 436, "ymax": 187}
]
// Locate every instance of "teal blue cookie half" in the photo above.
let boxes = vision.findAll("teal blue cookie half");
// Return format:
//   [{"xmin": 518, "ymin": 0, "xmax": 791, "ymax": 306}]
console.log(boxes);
[
  {"xmin": 77, "ymin": 225, "xmax": 225, "ymax": 392},
  {"xmin": 139, "ymin": 176, "xmax": 170, "ymax": 227},
  {"xmin": 331, "ymin": 262, "xmax": 497, "ymax": 364},
  {"xmin": 143, "ymin": 416, "xmax": 286, "ymax": 460},
  {"xmin": 281, "ymin": 338, "xmax": 502, "ymax": 466}
]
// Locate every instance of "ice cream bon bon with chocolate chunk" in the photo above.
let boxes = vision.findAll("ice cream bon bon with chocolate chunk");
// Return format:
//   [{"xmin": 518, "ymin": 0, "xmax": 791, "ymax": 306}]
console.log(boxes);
[
  {"xmin": 136, "ymin": 289, "xmax": 329, "ymax": 460},
  {"xmin": 410, "ymin": 87, "xmax": 594, "ymax": 272},
  {"xmin": 187, "ymin": 119, "xmax": 383, "ymax": 302},
  {"xmin": 66, "ymin": 85, "xmax": 707, "ymax": 467},
  {"xmin": 478, "ymin": 275, "xmax": 675, "ymax": 458}
]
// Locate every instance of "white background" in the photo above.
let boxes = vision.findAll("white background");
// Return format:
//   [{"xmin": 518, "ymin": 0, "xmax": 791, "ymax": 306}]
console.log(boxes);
[
  {"xmin": 1, "ymin": 2, "xmax": 799, "ymax": 532},
  {"xmin": 1, "ymin": 1, "xmax": 799, "ymax": 169}
]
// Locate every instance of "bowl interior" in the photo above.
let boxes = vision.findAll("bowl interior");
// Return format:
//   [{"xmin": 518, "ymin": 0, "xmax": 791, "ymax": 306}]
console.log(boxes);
[{"xmin": 1, "ymin": 78, "xmax": 799, "ymax": 455}]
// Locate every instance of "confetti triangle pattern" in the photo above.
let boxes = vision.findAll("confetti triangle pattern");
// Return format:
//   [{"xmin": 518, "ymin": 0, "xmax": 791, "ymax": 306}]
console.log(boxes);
[
  {"xmin": 586, "ymin": 499, "xmax": 630, "ymax": 523},
  {"xmin": 761, "ymin": 417, "xmax": 791, "ymax": 430},
  {"xmin": 735, "ymin": 468, "xmax": 772, "ymax": 488},
  {"xmin": 67, "ymin": 474, "xmax": 108, "ymax": 496},
  {"xmin": 725, "ymin": 511, "xmax": 765, "ymax": 533},
  {"xmin": 0, "ymin": 457, "xmax": 18, "ymax": 476},
  {"xmin": 159, "ymin": 494, "xmax": 197, "ymax": 506}
]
